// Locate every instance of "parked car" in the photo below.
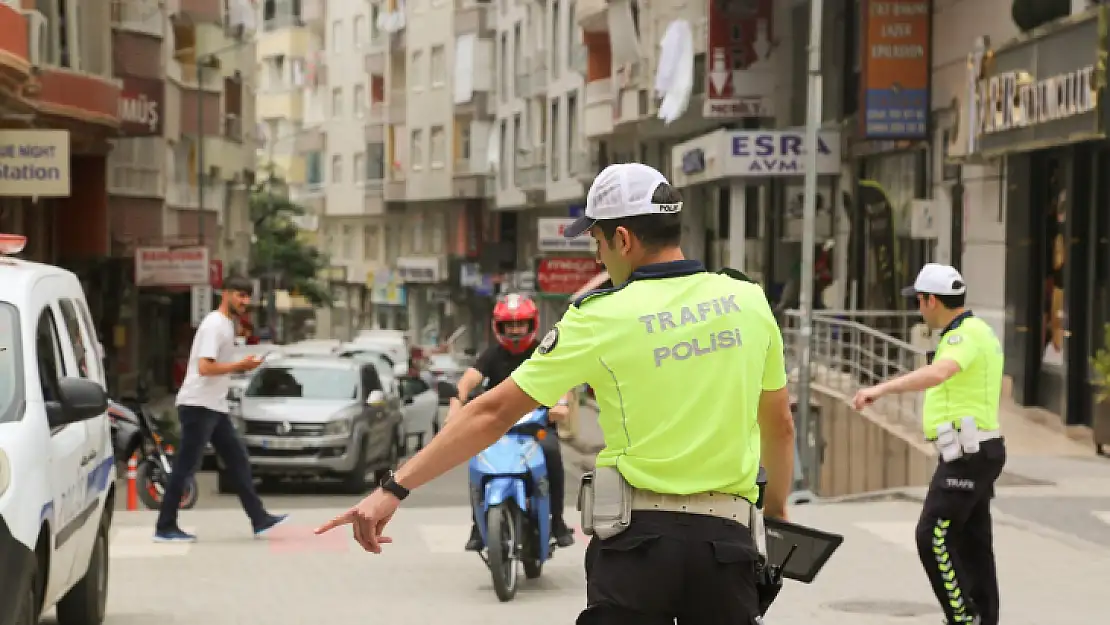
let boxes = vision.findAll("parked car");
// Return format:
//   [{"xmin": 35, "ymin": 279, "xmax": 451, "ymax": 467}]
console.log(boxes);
[
  {"xmin": 0, "ymin": 237, "xmax": 114, "ymax": 625},
  {"xmin": 349, "ymin": 330, "xmax": 408, "ymax": 376},
  {"xmin": 281, "ymin": 339, "xmax": 342, "ymax": 357},
  {"xmin": 234, "ymin": 356, "xmax": 405, "ymax": 493},
  {"xmin": 339, "ymin": 348, "xmax": 439, "ymax": 449}
]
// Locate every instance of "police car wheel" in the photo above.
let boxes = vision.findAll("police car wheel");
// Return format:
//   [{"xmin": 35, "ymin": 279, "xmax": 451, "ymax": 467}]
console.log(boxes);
[{"xmin": 56, "ymin": 522, "xmax": 109, "ymax": 625}]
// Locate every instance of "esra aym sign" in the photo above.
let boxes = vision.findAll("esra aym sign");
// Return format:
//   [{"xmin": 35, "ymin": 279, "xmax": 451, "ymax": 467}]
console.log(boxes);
[{"xmin": 728, "ymin": 130, "xmax": 841, "ymax": 177}]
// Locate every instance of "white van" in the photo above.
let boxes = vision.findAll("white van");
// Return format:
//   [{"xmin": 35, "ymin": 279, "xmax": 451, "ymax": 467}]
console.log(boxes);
[
  {"xmin": 0, "ymin": 235, "xmax": 115, "ymax": 625},
  {"xmin": 349, "ymin": 329, "xmax": 409, "ymax": 376}
]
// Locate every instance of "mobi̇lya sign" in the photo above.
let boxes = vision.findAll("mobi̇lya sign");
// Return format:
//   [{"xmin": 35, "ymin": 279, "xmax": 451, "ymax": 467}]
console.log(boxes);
[{"xmin": 978, "ymin": 65, "xmax": 1096, "ymax": 135}]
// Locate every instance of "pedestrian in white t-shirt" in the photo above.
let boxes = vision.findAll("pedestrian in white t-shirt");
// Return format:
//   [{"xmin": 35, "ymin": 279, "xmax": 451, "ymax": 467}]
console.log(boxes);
[{"xmin": 155, "ymin": 277, "xmax": 287, "ymax": 542}]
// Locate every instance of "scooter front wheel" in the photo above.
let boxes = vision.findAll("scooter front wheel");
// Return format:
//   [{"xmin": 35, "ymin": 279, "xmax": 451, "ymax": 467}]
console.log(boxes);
[
  {"xmin": 136, "ymin": 458, "xmax": 199, "ymax": 510},
  {"xmin": 486, "ymin": 502, "xmax": 520, "ymax": 602}
]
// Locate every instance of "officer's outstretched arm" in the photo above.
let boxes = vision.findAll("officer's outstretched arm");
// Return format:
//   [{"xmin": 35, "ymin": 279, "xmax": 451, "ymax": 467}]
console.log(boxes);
[
  {"xmin": 758, "ymin": 386, "xmax": 795, "ymax": 520},
  {"xmin": 449, "ymin": 368, "xmax": 485, "ymax": 415},
  {"xmin": 874, "ymin": 359, "xmax": 962, "ymax": 396},
  {"xmin": 395, "ymin": 378, "xmax": 541, "ymax": 491}
]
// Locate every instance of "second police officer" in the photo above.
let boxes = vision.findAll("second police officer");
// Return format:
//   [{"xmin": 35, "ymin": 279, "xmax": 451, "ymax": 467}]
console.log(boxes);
[
  {"xmin": 316, "ymin": 163, "xmax": 798, "ymax": 624},
  {"xmin": 853, "ymin": 263, "xmax": 1006, "ymax": 625}
]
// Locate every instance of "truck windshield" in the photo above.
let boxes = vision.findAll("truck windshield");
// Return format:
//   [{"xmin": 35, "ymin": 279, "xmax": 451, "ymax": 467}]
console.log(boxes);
[{"xmin": 0, "ymin": 303, "xmax": 24, "ymax": 423}]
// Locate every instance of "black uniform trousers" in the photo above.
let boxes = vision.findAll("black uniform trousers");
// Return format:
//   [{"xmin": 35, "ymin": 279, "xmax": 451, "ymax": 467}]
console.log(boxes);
[
  {"xmin": 578, "ymin": 510, "xmax": 762, "ymax": 625},
  {"xmin": 915, "ymin": 438, "xmax": 1006, "ymax": 625}
]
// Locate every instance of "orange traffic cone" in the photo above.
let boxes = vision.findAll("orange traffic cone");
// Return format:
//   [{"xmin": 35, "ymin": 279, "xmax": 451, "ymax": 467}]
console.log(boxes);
[{"xmin": 126, "ymin": 454, "xmax": 139, "ymax": 511}]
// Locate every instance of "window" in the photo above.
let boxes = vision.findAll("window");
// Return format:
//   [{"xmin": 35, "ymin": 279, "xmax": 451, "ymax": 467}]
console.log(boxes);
[
  {"xmin": 361, "ymin": 365, "xmax": 383, "ymax": 395},
  {"xmin": 567, "ymin": 91, "xmax": 579, "ymax": 158},
  {"xmin": 412, "ymin": 217, "xmax": 425, "ymax": 253},
  {"xmin": 307, "ymin": 151, "xmax": 324, "ymax": 186},
  {"xmin": 0, "ymin": 304, "xmax": 24, "ymax": 423},
  {"xmin": 552, "ymin": 0, "xmax": 561, "ymax": 79},
  {"xmin": 430, "ymin": 126, "xmax": 446, "ymax": 167},
  {"xmin": 430, "ymin": 45, "xmax": 446, "ymax": 86},
  {"xmin": 499, "ymin": 34, "xmax": 508, "ymax": 100},
  {"xmin": 35, "ymin": 308, "xmax": 64, "ymax": 403},
  {"xmin": 363, "ymin": 225, "xmax": 380, "ymax": 261},
  {"xmin": 400, "ymin": 376, "xmax": 429, "ymax": 400},
  {"xmin": 567, "ymin": 3, "xmax": 577, "ymax": 68},
  {"xmin": 551, "ymin": 98, "xmax": 560, "ymax": 180},
  {"xmin": 354, "ymin": 152, "xmax": 366, "ymax": 181},
  {"xmin": 331, "ymin": 154, "xmax": 343, "ymax": 183},
  {"xmin": 411, "ymin": 50, "xmax": 425, "ymax": 90},
  {"xmin": 354, "ymin": 15, "xmax": 365, "ymax": 47},
  {"xmin": 499, "ymin": 119, "xmax": 507, "ymax": 189},
  {"xmin": 332, "ymin": 87, "xmax": 343, "ymax": 116},
  {"xmin": 458, "ymin": 123, "xmax": 472, "ymax": 161},
  {"xmin": 411, "ymin": 129, "xmax": 424, "ymax": 169},
  {"xmin": 332, "ymin": 20, "xmax": 343, "ymax": 51},
  {"xmin": 57, "ymin": 300, "xmax": 91, "ymax": 379},
  {"xmin": 342, "ymin": 224, "xmax": 354, "ymax": 258},
  {"xmin": 369, "ymin": 5, "xmax": 380, "ymax": 42},
  {"xmin": 354, "ymin": 84, "xmax": 366, "ymax": 117},
  {"xmin": 367, "ymin": 142, "xmax": 385, "ymax": 179},
  {"xmin": 247, "ymin": 365, "xmax": 360, "ymax": 400}
]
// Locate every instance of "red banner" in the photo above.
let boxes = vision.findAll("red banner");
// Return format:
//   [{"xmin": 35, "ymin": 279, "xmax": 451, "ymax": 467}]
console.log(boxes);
[{"xmin": 536, "ymin": 258, "xmax": 602, "ymax": 294}]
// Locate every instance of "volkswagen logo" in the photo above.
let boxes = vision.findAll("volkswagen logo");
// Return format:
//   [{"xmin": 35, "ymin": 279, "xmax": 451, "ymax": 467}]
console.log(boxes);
[{"xmin": 276, "ymin": 421, "xmax": 292, "ymax": 435}]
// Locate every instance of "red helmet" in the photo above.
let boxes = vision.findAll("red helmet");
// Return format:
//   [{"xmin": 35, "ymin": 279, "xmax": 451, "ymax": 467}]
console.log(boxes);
[{"xmin": 492, "ymin": 293, "xmax": 539, "ymax": 354}]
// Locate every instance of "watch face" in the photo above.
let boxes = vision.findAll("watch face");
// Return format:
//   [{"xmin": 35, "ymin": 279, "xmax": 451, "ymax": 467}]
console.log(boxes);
[{"xmin": 379, "ymin": 470, "xmax": 395, "ymax": 486}]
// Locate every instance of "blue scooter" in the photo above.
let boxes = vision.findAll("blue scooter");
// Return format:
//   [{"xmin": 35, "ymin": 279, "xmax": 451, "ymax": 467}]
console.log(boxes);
[{"xmin": 468, "ymin": 407, "xmax": 555, "ymax": 602}]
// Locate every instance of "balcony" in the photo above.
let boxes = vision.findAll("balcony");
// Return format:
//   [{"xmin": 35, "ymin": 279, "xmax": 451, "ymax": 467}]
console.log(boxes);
[
  {"xmin": 386, "ymin": 90, "xmax": 406, "ymax": 124},
  {"xmin": 454, "ymin": 91, "xmax": 492, "ymax": 118},
  {"xmin": 515, "ymin": 150, "xmax": 547, "ymax": 192},
  {"xmin": 385, "ymin": 178, "xmax": 406, "ymax": 201},
  {"xmin": 389, "ymin": 30, "xmax": 406, "ymax": 51},
  {"xmin": 112, "ymin": 0, "xmax": 165, "ymax": 37},
  {"xmin": 454, "ymin": 0, "xmax": 495, "ymax": 38},
  {"xmin": 363, "ymin": 180, "xmax": 385, "ymax": 215},
  {"xmin": 295, "ymin": 127, "xmax": 326, "ymax": 153},
  {"xmin": 258, "ymin": 89, "xmax": 304, "ymax": 122},
  {"xmin": 452, "ymin": 157, "xmax": 493, "ymax": 199},
  {"xmin": 583, "ymin": 78, "xmax": 613, "ymax": 138},
  {"xmin": 570, "ymin": 147, "xmax": 596, "ymax": 183},
  {"xmin": 365, "ymin": 122, "xmax": 384, "ymax": 143},
  {"xmin": 302, "ymin": 0, "xmax": 326, "ymax": 26},
  {"xmin": 257, "ymin": 22, "xmax": 311, "ymax": 58},
  {"xmin": 174, "ymin": 0, "xmax": 223, "ymax": 25},
  {"xmin": 529, "ymin": 56, "xmax": 548, "ymax": 95},
  {"xmin": 575, "ymin": 0, "xmax": 608, "ymax": 32},
  {"xmin": 166, "ymin": 182, "xmax": 226, "ymax": 212},
  {"xmin": 365, "ymin": 47, "xmax": 386, "ymax": 76}
]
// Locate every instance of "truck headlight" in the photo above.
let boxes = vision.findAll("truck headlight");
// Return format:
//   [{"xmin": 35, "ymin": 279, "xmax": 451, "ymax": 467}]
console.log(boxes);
[
  {"xmin": 0, "ymin": 450, "xmax": 10, "ymax": 498},
  {"xmin": 323, "ymin": 419, "xmax": 351, "ymax": 437}
]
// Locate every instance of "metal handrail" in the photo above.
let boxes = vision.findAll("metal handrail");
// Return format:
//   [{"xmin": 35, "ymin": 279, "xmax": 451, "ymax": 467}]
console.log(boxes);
[{"xmin": 781, "ymin": 309, "xmax": 927, "ymax": 431}]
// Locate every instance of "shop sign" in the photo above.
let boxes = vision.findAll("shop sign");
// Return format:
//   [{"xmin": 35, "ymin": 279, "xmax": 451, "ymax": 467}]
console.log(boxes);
[
  {"xmin": 536, "ymin": 258, "xmax": 602, "ymax": 294},
  {"xmin": 671, "ymin": 129, "xmax": 841, "ymax": 186},
  {"xmin": 0, "ymin": 130, "xmax": 70, "ymax": 197},
  {"xmin": 135, "ymin": 246, "xmax": 209, "ymax": 286},
  {"xmin": 370, "ymin": 270, "xmax": 407, "ymax": 306},
  {"xmin": 538, "ymin": 218, "xmax": 592, "ymax": 252},
  {"xmin": 704, "ymin": 0, "xmax": 777, "ymax": 118},
  {"xmin": 117, "ymin": 74, "xmax": 163, "ymax": 137},
  {"xmin": 971, "ymin": 11, "xmax": 1106, "ymax": 157},
  {"xmin": 859, "ymin": 0, "xmax": 932, "ymax": 140},
  {"xmin": 396, "ymin": 256, "xmax": 442, "ymax": 283}
]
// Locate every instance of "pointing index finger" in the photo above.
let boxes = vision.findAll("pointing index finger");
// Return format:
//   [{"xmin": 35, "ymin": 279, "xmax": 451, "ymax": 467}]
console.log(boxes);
[{"xmin": 314, "ymin": 510, "xmax": 355, "ymax": 534}]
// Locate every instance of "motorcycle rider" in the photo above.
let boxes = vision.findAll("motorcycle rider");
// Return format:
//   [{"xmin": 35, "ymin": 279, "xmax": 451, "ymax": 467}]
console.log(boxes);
[{"xmin": 449, "ymin": 293, "xmax": 576, "ymax": 551}]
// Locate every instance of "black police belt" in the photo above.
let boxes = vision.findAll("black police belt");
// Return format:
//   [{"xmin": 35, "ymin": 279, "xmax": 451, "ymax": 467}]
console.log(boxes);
[{"xmin": 630, "ymin": 489, "xmax": 754, "ymax": 527}]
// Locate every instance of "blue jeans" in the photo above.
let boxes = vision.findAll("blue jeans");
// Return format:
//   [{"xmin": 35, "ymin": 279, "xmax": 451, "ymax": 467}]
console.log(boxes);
[{"xmin": 155, "ymin": 405, "xmax": 268, "ymax": 532}]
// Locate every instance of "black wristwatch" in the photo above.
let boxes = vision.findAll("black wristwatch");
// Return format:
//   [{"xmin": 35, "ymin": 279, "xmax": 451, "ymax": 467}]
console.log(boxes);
[{"xmin": 379, "ymin": 472, "xmax": 410, "ymax": 501}]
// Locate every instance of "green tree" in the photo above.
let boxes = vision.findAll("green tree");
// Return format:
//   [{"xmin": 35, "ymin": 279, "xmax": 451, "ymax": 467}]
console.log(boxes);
[{"xmin": 249, "ymin": 174, "xmax": 332, "ymax": 307}]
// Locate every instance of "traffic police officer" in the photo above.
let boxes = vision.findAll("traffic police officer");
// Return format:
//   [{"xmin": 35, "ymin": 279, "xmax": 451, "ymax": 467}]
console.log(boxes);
[
  {"xmin": 316, "ymin": 163, "xmax": 798, "ymax": 625},
  {"xmin": 853, "ymin": 263, "xmax": 1006, "ymax": 625}
]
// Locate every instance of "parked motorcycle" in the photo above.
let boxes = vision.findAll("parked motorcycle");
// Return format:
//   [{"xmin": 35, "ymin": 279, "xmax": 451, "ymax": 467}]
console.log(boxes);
[
  {"xmin": 116, "ymin": 382, "xmax": 198, "ymax": 510},
  {"xmin": 468, "ymin": 407, "xmax": 561, "ymax": 602}
]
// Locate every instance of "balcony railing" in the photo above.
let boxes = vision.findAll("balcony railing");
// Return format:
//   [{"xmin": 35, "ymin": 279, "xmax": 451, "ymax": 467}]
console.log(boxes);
[
  {"xmin": 166, "ymin": 182, "xmax": 226, "ymax": 211},
  {"xmin": 111, "ymin": 0, "xmax": 164, "ymax": 37}
]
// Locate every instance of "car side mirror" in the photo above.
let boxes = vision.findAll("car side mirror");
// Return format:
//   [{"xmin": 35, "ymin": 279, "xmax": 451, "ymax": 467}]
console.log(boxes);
[
  {"xmin": 47, "ymin": 377, "xmax": 109, "ymax": 428},
  {"xmin": 367, "ymin": 389, "xmax": 386, "ymax": 407}
]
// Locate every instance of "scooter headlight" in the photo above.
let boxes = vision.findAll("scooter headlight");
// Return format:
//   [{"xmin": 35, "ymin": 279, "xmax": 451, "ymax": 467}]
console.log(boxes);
[{"xmin": 0, "ymin": 449, "xmax": 11, "ymax": 498}]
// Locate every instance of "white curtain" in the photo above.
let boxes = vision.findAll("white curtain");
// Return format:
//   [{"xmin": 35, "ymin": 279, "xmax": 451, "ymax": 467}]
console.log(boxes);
[{"xmin": 454, "ymin": 34, "xmax": 476, "ymax": 104}]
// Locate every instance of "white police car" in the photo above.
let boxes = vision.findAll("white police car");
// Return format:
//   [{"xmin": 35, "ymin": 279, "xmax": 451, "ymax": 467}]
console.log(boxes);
[{"xmin": 0, "ymin": 235, "xmax": 115, "ymax": 625}]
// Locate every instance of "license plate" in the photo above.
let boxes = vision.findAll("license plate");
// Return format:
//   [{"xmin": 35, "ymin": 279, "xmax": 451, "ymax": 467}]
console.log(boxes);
[{"xmin": 262, "ymin": 438, "xmax": 304, "ymax": 450}]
